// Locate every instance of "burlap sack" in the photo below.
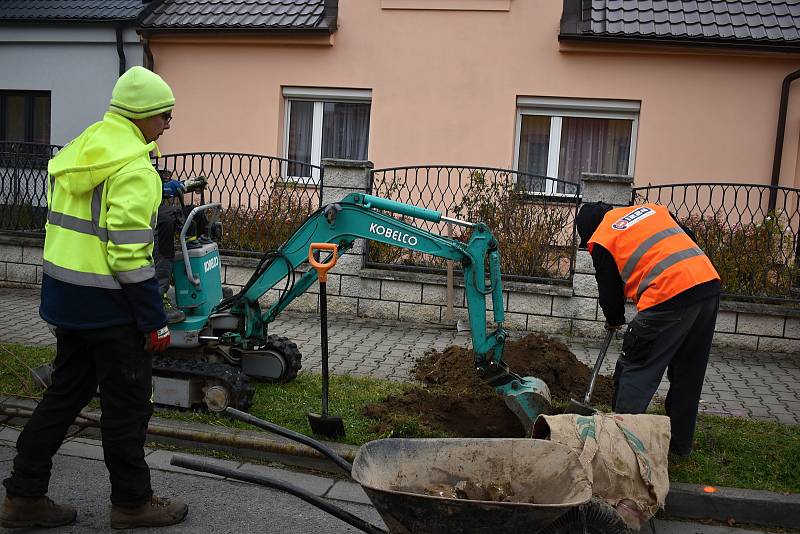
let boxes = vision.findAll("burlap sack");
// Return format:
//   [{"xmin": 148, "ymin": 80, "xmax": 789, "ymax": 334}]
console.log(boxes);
[{"xmin": 532, "ymin": 413, "xmax": 671, "ymax": 529}]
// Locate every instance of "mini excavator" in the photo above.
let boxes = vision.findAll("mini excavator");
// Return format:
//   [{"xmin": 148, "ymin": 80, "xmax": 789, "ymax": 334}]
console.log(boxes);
[{"xmin": 154, "ymin": 192, "xmax": 552, "ymax": 433}]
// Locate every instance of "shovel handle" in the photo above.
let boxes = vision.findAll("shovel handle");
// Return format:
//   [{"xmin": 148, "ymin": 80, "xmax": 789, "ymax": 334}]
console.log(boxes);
[
  {"xmin": 583, "ymin": 327, "xmax": 616, "ymax": 405},
  {"xmin": 308, "ymin": 243, "xmax": 338, "ymax": 283}
]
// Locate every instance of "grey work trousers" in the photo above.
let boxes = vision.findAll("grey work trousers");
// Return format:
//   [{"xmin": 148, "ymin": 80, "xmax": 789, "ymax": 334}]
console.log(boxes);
[{"xmin": 612, "ymin": 294, "xmax": 720, "ymax": 455}]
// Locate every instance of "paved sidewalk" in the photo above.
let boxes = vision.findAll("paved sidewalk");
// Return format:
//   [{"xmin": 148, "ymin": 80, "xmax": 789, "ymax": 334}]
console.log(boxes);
[
  {"xmin": 1, "ymin": 287, "xmax": 798, "ymax": 424},
  {"xmin": 0, "ymin": 428, "xmax": 774, "ymax": 533}
]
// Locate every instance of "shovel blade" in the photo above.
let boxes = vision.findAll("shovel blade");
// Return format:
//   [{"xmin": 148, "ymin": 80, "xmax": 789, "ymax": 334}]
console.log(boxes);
[
  {"xmin": 565, "ymin": 398, "xmax": 597, "ymax": 416},
  {"xmin": 307, "ymin": 412, "xmax": 346, "ymax": 439}
]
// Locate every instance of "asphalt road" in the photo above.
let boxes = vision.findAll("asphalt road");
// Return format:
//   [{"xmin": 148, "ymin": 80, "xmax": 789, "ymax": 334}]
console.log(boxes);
[{"xmin": 0, "ymin": 445, "xmax": 776, "ymax": 534}]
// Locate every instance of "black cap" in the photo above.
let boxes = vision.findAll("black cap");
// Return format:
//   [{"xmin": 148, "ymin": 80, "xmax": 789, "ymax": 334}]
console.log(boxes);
[{"xmin": 576, "ymin": 202, "xmax": 613, "ymax": 248}]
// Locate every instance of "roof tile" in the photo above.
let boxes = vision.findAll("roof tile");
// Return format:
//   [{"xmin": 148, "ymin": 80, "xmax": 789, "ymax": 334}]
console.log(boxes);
[
  {"xmin": 0, "ymin": 0, "xmax": 144, "ymax": 21},
  {"xmin": 141, "ymin": 0, "xmax": 329, "ymax": 30},
  {"xmin": 563, "ymin": 0, "xmax": 800, "ymax": 48}
]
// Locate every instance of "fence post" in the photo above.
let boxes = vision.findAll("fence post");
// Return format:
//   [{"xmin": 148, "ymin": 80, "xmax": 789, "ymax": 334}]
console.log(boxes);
[
  {"xmin": 573, "ymin": 173, "xmax": 634, "ymax": 330},
  {"xmin": 320, "ymin": 158, "xmax": 374, "ymax": 279},
  {"xmin": 580, "ymin": 172, "xmax": 634, "ymax": 207}
]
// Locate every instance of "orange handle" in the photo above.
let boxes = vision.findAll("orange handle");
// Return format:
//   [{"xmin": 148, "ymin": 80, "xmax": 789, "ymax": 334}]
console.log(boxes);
[{"xmin": 308, "ymin": 243, "xmax": 338, "ymax": 283}]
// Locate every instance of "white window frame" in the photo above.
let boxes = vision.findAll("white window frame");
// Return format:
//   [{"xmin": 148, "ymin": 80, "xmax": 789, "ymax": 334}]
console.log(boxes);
[
  {"xmin": 513, "ymin": 97, "xmax": 640, "ymax": 197},
  {"xmin": 282, "ymin": 87, "xmax": 372, "ymax": 185}
]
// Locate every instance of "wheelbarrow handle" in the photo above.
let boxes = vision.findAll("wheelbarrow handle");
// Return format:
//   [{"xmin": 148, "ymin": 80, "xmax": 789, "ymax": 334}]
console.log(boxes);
[{"xmin": 308, "ymin": 243, "xmax": 338, "ymax": 283}]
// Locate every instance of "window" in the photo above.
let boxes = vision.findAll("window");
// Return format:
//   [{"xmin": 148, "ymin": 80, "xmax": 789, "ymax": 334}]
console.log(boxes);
[
  {"xmin": 514, "ymin": 97, "xmax": 639, "ymax": 196},
  {"xmin": 0, "ymin": 91, "xmax": 51, "ymax": 144},
  {"xmin": 283, "ymin": 87, "xmax": 371, "ymax": 183}
]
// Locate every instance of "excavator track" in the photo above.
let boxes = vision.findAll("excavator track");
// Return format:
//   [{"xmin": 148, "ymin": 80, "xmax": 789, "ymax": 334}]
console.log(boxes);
[{"xmin": 152, "ymin": 355, "xmax": 255, "ymax": 412}]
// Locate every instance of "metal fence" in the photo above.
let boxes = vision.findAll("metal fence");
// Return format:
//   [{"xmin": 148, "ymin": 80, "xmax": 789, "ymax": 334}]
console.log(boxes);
[
  {"xmin": 154, "ymin": 152, "xmax": 322, "ymax": 257},
  {"xmin": 0, "ymin": 142, "xmax": 60, "ymax": 235},
  {"xmin": 369, "ymin": 166, "xmax": 581, "ymax": 284},
  {"xmin": 633, "ymin": 183, "xmax": 800, "ymax": 304}
]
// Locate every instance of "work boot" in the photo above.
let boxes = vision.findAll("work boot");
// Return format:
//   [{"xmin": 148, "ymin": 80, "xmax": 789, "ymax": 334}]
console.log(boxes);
[
  {"xmin": 163, "ymin": 294, "xmax": 185, "ymax": 324},
  {"xmin": 110, "ymin": 496, "xmax": 188, "ymax": 530},
  {"xmin": 0, "ymin": 495, "xmax": 77, "ymax": 528}
]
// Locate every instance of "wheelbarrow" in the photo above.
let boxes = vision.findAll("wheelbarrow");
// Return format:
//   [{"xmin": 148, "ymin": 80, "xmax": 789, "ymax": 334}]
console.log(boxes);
[{"xmin": 171, "ymin": 408, "xmax": 617, "ymax": 533}]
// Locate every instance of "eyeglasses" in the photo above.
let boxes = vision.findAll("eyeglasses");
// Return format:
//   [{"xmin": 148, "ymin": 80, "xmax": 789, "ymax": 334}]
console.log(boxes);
[{"xmin": 161, "ymin": 112, "xmax": 173, "ymax": 125}]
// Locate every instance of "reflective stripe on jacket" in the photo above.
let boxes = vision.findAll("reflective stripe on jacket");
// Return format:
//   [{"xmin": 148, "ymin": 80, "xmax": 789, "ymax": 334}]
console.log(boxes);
[
  {"xmin": 588, "ymin": 203, "xmax": 720, "ymax": 311},
  {"xmin": 43, "ymin": 112, "xmax": 161, "ymax": 289}
]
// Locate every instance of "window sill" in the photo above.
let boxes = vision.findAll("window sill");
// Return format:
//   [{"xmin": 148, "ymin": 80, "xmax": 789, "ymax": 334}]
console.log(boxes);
[
  {"xmin": 381, "ymin": 0, "xmax": 510, "ymax": 11},
  {"xmin": 279, "ymin": 176, "xmax": 321, "ymax": 189}
]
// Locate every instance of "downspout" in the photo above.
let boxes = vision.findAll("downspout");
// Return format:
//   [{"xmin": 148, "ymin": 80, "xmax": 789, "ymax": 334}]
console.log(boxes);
[
  {"xmin": 768, "ymin": 67, "xmax": 800, "ymax": 212},
  {"xmin": 115, "ymin": 24, "xmax": 126, "ymax": 76},
  {"xmin": 143, "ymin": 35, "xmax": 155, "ymax": 71}
]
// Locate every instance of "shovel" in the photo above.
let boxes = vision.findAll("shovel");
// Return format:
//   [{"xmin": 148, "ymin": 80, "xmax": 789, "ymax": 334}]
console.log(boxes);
[
  {"xmin": 567, "ymin": 326, "xmax": 617, "ymax": 416},
  {"xmin": 307, "ymin": 243, "xmax": 346, "ymax": 438}
]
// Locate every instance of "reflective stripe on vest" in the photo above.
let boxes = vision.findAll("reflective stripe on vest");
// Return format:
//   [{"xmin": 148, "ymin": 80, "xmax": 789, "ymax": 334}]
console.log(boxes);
[
  {"xmin": 636, "ymin": 246, "xmax": 705, "ymax": 300},
  {"xmin": 46, "ymin": 183, "xmax": 153, "ymax": 245},
  {"xmin": 619, "ymin": 226, "xmax": 684, "ymax": 284},
  {"xmin": 43, "ymin": 260, "xmax": 121, "ymax": 289},
  {"xmin": 43, "ymin": 259, "xmax": 154, "ymax": 287},
  {"xmin": 116, "ymin": 265, "xmax": 156, "ymax": 283}
]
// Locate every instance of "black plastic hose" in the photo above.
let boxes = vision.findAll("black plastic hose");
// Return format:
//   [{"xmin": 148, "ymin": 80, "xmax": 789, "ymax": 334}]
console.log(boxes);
[
  {"xmin": 170, "ymin": 455, "xmax": 387, "ymax": 534},
  {"xmin": 224, "ymin": 407, "xmax": 353, "ymax": 475}
]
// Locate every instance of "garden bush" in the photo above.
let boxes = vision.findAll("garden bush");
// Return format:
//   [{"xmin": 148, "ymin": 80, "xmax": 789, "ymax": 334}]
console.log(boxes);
[
  {"xmin": 682, "ymin": 211, "xmax": 799, "ymax": 300},
  {"xmin": 216, "ymin": 183, "xmax": 319, "ymax": 254},
  {"xmin": 367, "ymin": 170, "xmax": 576, "ymax": 281}
]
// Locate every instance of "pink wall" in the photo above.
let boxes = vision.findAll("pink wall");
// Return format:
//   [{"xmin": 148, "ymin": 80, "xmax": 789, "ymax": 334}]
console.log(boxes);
[{"xmin": 150, "ymin": 0, "xmax": 800, "ymax": 188}]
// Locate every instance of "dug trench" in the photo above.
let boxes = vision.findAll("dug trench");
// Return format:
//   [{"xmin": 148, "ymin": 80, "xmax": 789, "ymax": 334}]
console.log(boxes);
[{"xmin": 363, "ymin": 333, "xmax": 614, "ymax": 438}]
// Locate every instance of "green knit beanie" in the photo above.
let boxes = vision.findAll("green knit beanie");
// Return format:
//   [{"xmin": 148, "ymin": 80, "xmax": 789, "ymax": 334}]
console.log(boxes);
[{"xmin": 109, "ymin": 66, "xmax": 175, "ymax": 119}]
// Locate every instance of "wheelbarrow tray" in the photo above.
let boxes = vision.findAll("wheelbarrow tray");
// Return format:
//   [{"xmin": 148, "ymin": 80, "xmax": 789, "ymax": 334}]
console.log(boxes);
[{"xmin": 351, "ymin": 438, "xmax": 592, "ymax": 534}]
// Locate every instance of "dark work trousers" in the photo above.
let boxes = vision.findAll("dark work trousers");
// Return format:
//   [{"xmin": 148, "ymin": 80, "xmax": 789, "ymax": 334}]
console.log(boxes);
[
  {"xmin": 3, "ymin": 325, "xmax": 154, "ymax": 504},
  {"xmin": 612, "ymin": 294, "xmax": 720, "ymax": 455},
  {"xmin": 154, "ymin": 203, "xmax": 183, "ymax": 296}
]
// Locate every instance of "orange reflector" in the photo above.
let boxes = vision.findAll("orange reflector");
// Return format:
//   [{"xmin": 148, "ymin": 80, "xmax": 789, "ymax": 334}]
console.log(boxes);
[{"xmin": 703, "ymin": 486, "xmax": 717, "ymax": 493}]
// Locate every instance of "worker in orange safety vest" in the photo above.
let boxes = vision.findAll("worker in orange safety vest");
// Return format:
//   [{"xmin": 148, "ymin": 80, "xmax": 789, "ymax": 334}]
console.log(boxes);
[{"xmin": 576, "ymin": 202, "xmax": 721, "ymax": 457}]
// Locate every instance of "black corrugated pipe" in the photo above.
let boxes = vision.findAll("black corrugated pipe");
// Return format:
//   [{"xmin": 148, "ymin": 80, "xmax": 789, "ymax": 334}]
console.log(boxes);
[
  {"xmin": 115, "ymin": 25, "xmax": 126, "ymax": 75},
  {"xmin": 769, "ymin": 67, "xmax": 800, "ymax": 212}
]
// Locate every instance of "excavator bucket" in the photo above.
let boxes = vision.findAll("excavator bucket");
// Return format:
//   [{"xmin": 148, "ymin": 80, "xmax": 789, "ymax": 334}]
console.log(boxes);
[{"xmin": 496, "ymin": 376, "xmax": 552, "ymax": 437}]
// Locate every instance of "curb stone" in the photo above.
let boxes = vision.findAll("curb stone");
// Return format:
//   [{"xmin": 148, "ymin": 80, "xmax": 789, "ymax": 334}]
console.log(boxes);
[{"xmin": 665, "ymin": 483, "xmax": 800, "ymax": 530}]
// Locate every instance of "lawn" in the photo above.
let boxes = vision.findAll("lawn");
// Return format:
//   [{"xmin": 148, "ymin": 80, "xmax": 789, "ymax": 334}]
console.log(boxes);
[{"xmin": 1, "ymin": 342, "xmax": 798, "ymax": 494}]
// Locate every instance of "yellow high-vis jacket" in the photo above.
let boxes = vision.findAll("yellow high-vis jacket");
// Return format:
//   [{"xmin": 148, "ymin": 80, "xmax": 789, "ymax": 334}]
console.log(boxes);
[{"xmin": 40, "ymin": 112, "xmax": 167, "ymax": 332}]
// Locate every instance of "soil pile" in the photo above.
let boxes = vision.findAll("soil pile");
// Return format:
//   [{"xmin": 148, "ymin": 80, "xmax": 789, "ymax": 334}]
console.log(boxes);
[
  {"xmin": 419, "ymin": 481, "xmax": 530, "ymax": 503},
  {"xmin": 363, "ymin": 333, "xmax": 614, "ymax": 438}
]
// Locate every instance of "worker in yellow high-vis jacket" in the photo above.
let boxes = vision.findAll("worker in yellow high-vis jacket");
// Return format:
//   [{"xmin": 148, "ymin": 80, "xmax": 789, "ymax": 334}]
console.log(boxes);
[{"xmin": 1, "ymin": 67, "xmax": 188, "ymax": 530}]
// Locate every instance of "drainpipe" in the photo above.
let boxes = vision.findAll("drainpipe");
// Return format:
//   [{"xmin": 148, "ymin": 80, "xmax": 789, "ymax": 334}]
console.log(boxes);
[
  {"xmin": 115, "ymin": 24, "xmax": 127, "ymax": 75},
  {"xmin": 768, "ymin": 67, "xmax": 800, "ymax": 212},
  {"xmin": 143, "ymin": 36, "xmax": 155, "ymax": 71}
]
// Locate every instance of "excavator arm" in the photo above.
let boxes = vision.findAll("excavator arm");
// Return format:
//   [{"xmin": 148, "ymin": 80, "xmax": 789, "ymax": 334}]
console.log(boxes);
[{"xmin": 227, "ymin": 193, "xmax": 551, "ymax": 432}]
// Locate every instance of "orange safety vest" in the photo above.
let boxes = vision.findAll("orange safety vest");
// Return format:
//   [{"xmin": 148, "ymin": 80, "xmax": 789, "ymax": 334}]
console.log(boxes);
[{"xmin": 588, "ymin": 203, "xmax": 720, "ymax": 311}]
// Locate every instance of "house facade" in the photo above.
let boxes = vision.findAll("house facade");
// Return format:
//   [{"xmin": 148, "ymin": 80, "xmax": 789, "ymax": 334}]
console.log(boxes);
[
  {"xmin": 0, "ymin": 0, "xmax": 151, "ymax": 146},
  {"xmin": 0, "ymin": 1, "xmax": 798, "ymax": 351},
  {"xmin": 140, "ymin": 0, "xmax": 800, "ymax": 190}
]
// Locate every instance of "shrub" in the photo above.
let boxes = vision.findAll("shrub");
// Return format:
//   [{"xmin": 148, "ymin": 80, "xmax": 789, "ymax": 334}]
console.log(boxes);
[
  {"xmin": 217, "ymin": 183, "xmax": 318, "ymax": 254},
  {"xmin": 683, "ymin": 211, "xmax": 799, "ymax": 299},
  {"xmin": 367, "ymin": 170, "xmax": 576, "ymax": 280}
]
